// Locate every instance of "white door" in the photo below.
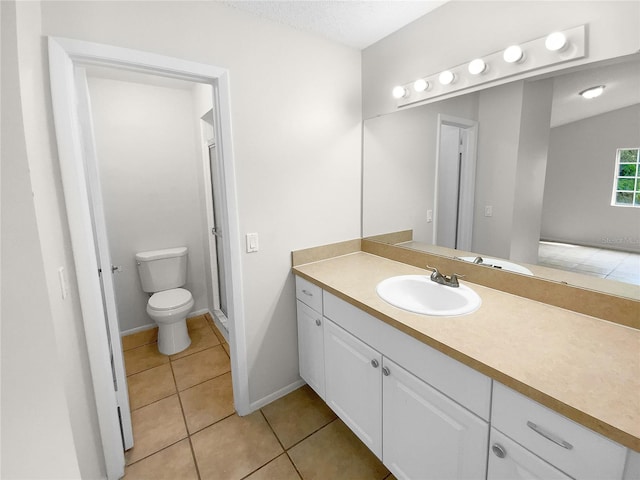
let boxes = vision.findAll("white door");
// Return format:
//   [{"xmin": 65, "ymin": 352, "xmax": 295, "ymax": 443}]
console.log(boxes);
[
  {"xmin": 382, "ymin": 357, "xmax": 488, "ymax": 480},
  {"xmin": 436, "ymin": 124, "xmax": 463, "ymax": 249},
  {"xmin": 488, "ymin": 428, "xmax": 572, "ymax": 480},
  {"xmin": 296, "ymin": 301, "xmax": 325, "ymax": 399},
  {"xmin": 74, "ymin": 67, "xmax": 134, "ymax": 450},
  {"xmin": 324, "ymin": 319, "xmax": 382, "ymax": 458}
]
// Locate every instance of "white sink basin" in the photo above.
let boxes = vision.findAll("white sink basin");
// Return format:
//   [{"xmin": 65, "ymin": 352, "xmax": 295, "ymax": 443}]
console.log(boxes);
[
  {"xmin": 458, "ymin": 256, "xmax": 534, "ymax": 276},
  {"xmin": 376, "ymin": 275, "xmax": 481, "ymax": 316}
]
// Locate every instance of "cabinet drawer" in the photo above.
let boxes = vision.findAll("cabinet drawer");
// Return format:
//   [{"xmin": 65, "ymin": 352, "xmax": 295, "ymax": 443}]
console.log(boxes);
[
  {"xmin": 295, "ymin": 275, "xmax": 322, "ymax": 312},
  {"xmin": 492, "ymin": 383, "xmax": 627, "ymax": 480}
]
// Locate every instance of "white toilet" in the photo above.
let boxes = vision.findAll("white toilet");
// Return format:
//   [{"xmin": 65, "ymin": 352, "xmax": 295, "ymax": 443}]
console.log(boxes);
[{"xmin": 135, "ymin": 247, "xmax": 194, "ymax": 355}]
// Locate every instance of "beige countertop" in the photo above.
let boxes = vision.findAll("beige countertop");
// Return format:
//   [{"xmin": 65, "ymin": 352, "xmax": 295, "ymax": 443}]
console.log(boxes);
[{"xmin": 293, "ymin": 251, "xmax": 640, "ymax": 452}]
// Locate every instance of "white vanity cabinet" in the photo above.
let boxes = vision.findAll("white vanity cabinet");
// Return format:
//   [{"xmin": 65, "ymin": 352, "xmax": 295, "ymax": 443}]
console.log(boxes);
[
  {"xmin": 383, "ymin": 356, "xmax": 489, "ymax": 479},
  {"xmin": 324, "ymin": 319, "xmax": 383, "ymax": 457},
  {"xmin": 487, "ymin": 428, "xmax": 572, "ymax": 480},
  {"xmin": 491, "ymin": 383, "xmax": 628, "ymax": 480},
  {"xmin": 301, "ymin": 280, "xmax": 491, "ymax": 479},
  {"xmin": 295, "ymin": 276, "xmax": 325, "ymax": 399}
]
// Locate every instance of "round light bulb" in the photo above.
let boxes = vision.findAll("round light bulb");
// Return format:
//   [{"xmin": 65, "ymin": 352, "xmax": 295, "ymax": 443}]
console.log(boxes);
[
  {"xmin": 392, "ymin": 85, "xmax": 408, "ymax": 99},
  {"xmin": 579, "ymin": 85, "xmax": 605, "ymax": 99},
  {"xmin": 545, "ymin": 32, "xmax": 568, "ymax": 52},
  {"xmin": 438, "ymin": 70, "xmax": 455, "ymax": 86},
  {"xmin": 503, "ymin": 45, "xmax": 524, "ymax": 64},
  {"xmin": 468, "ymin": 58, "xmax": 487, "ymax": 75},
  {"xmin": 413, "ymin": 79, "xmax": 429, "ymax": 92}
]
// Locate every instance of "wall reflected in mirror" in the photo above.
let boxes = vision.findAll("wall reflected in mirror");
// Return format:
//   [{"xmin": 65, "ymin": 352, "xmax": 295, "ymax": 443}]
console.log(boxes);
[{"xmin": 362, "ymin": 54, "xmax": 640, "ymax": 300}]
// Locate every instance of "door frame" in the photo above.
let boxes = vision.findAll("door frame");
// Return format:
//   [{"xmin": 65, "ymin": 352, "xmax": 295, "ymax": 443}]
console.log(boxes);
[
  {"xmin": 48, "ymin": 36, "xmax": 249, "ymax": 479},
  {"xmin": 433, "ymin": 114, "xmax": 478, "ymax": 251}
]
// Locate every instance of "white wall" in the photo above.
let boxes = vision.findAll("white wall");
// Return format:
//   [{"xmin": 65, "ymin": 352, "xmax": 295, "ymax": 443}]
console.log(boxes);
[
  {"xmin": 1, "ymin": 1, "xmax": 85, "ymax": 477},
  {"xmin": 87, "ymin": 76, "xmax": 211, "ymax": 333},
  {"xmin": 363, "ymin": 94, "xmax": 478, "ymax": 241},
  {"xmin": 510, "ymin": 79, "xmax": 554, "ymax": 264},
  {"xmin": 362, "ymin": 1, "xmax": 640, "ymax": 119},
  {"xmin": 40, "ymin": 1, "xmax": 362, "ymax": 408},
  {"xmin": 542, "ymin": 104, "xmax": 640, "ymax": 252}
]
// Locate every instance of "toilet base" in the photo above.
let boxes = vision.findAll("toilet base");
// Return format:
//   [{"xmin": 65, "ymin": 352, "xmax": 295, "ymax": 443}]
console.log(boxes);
[{"xmin": 157, "ymin": 319, "xmax": 191, "ymax": 355}]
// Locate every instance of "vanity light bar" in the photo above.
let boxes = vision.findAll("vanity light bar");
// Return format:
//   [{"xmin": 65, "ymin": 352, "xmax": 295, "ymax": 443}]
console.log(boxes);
[{"xmin": 393, "ymin": 25, "xmax": 586, "ymax": 108}]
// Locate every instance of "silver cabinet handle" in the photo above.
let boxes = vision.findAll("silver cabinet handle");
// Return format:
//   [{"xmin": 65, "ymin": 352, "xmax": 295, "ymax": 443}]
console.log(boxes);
[
  {"xmin": 315, "ymin": 318, "xmax": 321, "ymax": 326},
  {"xmin": 382, "ymin": 366, "xmax": 390, "ymax": 376},
  {"xmin": 527, "ymin": 421, "xmax": 573, "ymax": 450},
  {"xmin": 371, "ymin": 359, "xmax": 379, "ymax": 368},
  {"xmin": 491, "ymin": 443, "xmax": 506, "ymax": 458},
  {"xmin": 301, "ymin": 289, "xmax": 313, "ymax": 297}
]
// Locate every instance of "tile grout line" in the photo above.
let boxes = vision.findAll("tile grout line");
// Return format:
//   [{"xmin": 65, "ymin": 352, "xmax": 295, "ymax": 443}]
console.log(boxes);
[{"xmin": 169, "ymin": 353, "xmax": 203, "ymax": 480}]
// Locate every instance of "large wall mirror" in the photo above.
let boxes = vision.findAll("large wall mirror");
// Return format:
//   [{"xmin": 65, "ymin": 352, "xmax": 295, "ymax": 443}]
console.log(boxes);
[{"xmin": 363, "ymin": 53, "xmax": 640, "ymax": 300}]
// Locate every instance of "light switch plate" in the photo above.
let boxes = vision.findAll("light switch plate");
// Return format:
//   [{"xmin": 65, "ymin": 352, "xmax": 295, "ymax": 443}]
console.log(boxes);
[{"xmin": 246, "ymin": 233, "xmax": 259, "ymax": 253}]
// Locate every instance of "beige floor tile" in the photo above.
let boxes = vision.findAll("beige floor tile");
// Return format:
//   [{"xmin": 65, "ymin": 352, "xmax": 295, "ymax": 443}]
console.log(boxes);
[
  {"xmin": 261, "ymin": 385, "xmax": 336, "ymax": 448},
  {"xmin": 124, "ymin": 395, "xmax": 188, "ymax": 465},
  {"xmin": 171, "ymin": 345, "xmax": 230, "ymax": 391},
  {"xmin": 127, "ymin": 363, "xmax": 176, "ymax": 410},
  {"xmin": 170, "ymin": 324, "xmax": 221, "ymax": 361},
  {"xmin": 222, "ymin": 342, "xmax": 231, "ymax": 357},
  {"xmin": 288, "ymin": 419, "xmax": 389, "ymax": 480},
  {"xmin": 180, "ymin": 372, "xmax": 235, "ymax": 434},
  {"xmin": 124, "ymin": 439, "xmax": 197, "ymax": 480},
  {"xmin": 122, "ymin": 328, "xmax": 158, "ymax": 351},
  {"xmin": 124, "ymin": 343, "xmax": 169, "ymax": 376},
  {"xmin": 191, "ymin": 412, "xmax": 283, "ymax": 480},
  {"xmin": 186, "ymin": 314, "xmax": 210, "ymax": 332},
  {"xmin": 244, "ymin": 453, "xmax": 301, "ymax": 480}
]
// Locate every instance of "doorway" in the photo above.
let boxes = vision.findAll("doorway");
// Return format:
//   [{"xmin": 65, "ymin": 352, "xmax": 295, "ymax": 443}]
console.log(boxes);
[
  {"xmin": 434, "ymin": 115, "xmax": 478, "ymax": 251},
  {"xmin": 48, "ymin": 37, "xmax": 249, "ymax": 480}
]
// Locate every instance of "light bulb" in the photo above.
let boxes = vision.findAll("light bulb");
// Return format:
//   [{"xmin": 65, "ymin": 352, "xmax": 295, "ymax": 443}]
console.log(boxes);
[
  {"xmin": 468, "ymin": 58, "xmax": 487, "ymax": 75},
  {"xmin": 392, "ymin": 86, "xmax": 408, "ymax": 99},
  {"xmin": 413, "ymin": 79, "xmax": 429, "ymax": 92},
  {"xmin": 545, "ymin": 32, "xmax": 568, "ymax": 52},
  {"xmin": 579, "ymin": 85, "xmax": 605, "ymax": 99},
  {"xmin": 438, "ymin": 70, "xmax": 455, "ymax": 86},
  {"xmin": 503, "ymin": 45, "xmax": 524, "ymax": 64}
]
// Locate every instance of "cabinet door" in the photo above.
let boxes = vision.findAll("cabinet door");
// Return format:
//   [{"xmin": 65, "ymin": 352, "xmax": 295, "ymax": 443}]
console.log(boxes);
[
  {"xmin": 296, "ymin": 300, "xmax": 325, "ymax": 399},
  {"xmin": 383, "ymin": 357, "xmax": 488, "ymax": 480},
  {"xmin": 324, "ymin": 319, "xmax": 383, "ymax": 458},
  {"xmin": 488, "ymin": 428, "xmax": 572, "ymax": 480}
]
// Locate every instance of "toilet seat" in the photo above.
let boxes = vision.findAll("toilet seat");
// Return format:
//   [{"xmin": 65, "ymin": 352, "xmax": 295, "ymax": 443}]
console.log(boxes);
[{"xmin": 148, "ymin": 288, "xmax": 193, "ymax": 311}]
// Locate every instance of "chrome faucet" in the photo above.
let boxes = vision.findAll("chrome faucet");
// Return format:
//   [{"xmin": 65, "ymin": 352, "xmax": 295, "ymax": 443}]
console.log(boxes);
[
  {"xmin": 472, "ymin": 256, "xmax": 484, "ymax": 264},
  {"xmin": 428, "ymin": 266, "xmax": 461, "ymax": 288}
]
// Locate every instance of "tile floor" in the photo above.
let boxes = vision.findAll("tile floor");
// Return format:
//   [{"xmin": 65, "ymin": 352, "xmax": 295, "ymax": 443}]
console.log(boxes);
[
  {"xmin": 122, "ymin": 314, "xmax": 392, "ymax": 479},
  {"xmin": 538, "ymin": 241, "xmax": 640, "ymax": 285}
]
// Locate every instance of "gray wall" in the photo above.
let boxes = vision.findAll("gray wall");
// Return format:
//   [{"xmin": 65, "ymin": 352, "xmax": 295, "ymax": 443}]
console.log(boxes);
[
  {"xmin": 88, "ymin": 76, "xmax": 211, "ymax": 333},
  {"xmin": 542, "ymin": 104, "xmax": 640, "ymax": 252}
]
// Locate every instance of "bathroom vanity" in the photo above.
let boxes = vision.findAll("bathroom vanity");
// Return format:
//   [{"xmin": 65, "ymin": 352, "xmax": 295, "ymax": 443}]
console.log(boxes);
[{"xmin": 292, "ymin": 243, "xmax": 640, "ymax": 480}]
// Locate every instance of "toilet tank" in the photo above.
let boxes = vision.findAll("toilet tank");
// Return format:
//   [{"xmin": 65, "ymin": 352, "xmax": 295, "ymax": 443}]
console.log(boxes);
[{"xmin": 135, "ymin": 247, "xmax": 188, "ymax": 293}]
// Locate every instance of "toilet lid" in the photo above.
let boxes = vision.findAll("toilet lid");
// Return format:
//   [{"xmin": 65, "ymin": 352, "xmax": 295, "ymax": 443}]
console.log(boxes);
[{"xmin": 148, "ymin": 288, "xmax": 192, "ymax": 311}]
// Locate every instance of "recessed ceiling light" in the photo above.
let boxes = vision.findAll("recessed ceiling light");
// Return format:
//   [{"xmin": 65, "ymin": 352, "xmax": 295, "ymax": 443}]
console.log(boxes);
[
  {"xmin": 392, "ymin": 85, "xmax": 408, "ymax": 99},
  {"xmin": 579, "ymin": 85, "xmax": 605, "ymax": 99},
  {"xmin": 503, "ymin": 45, "xmax": 524, "ymax": 64}
]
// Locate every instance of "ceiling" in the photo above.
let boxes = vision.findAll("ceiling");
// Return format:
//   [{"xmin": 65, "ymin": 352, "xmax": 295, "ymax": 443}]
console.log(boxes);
[{"xmin": 221, "ymin": 0, "xmax": 449, "ymax": 50}]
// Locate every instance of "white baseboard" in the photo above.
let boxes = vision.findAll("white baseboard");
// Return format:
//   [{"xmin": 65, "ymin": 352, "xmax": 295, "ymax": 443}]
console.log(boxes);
[
  {"xmin": 120, "ymin": 309, "xmax": 212, "ymax": 337},
  {"xmin": 120, "ymin": 323, "xmax": 156, "ymax": 337},
  {"xmin": 248, "ymin": 378, "xmax": 306, "ymax": 412}
]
